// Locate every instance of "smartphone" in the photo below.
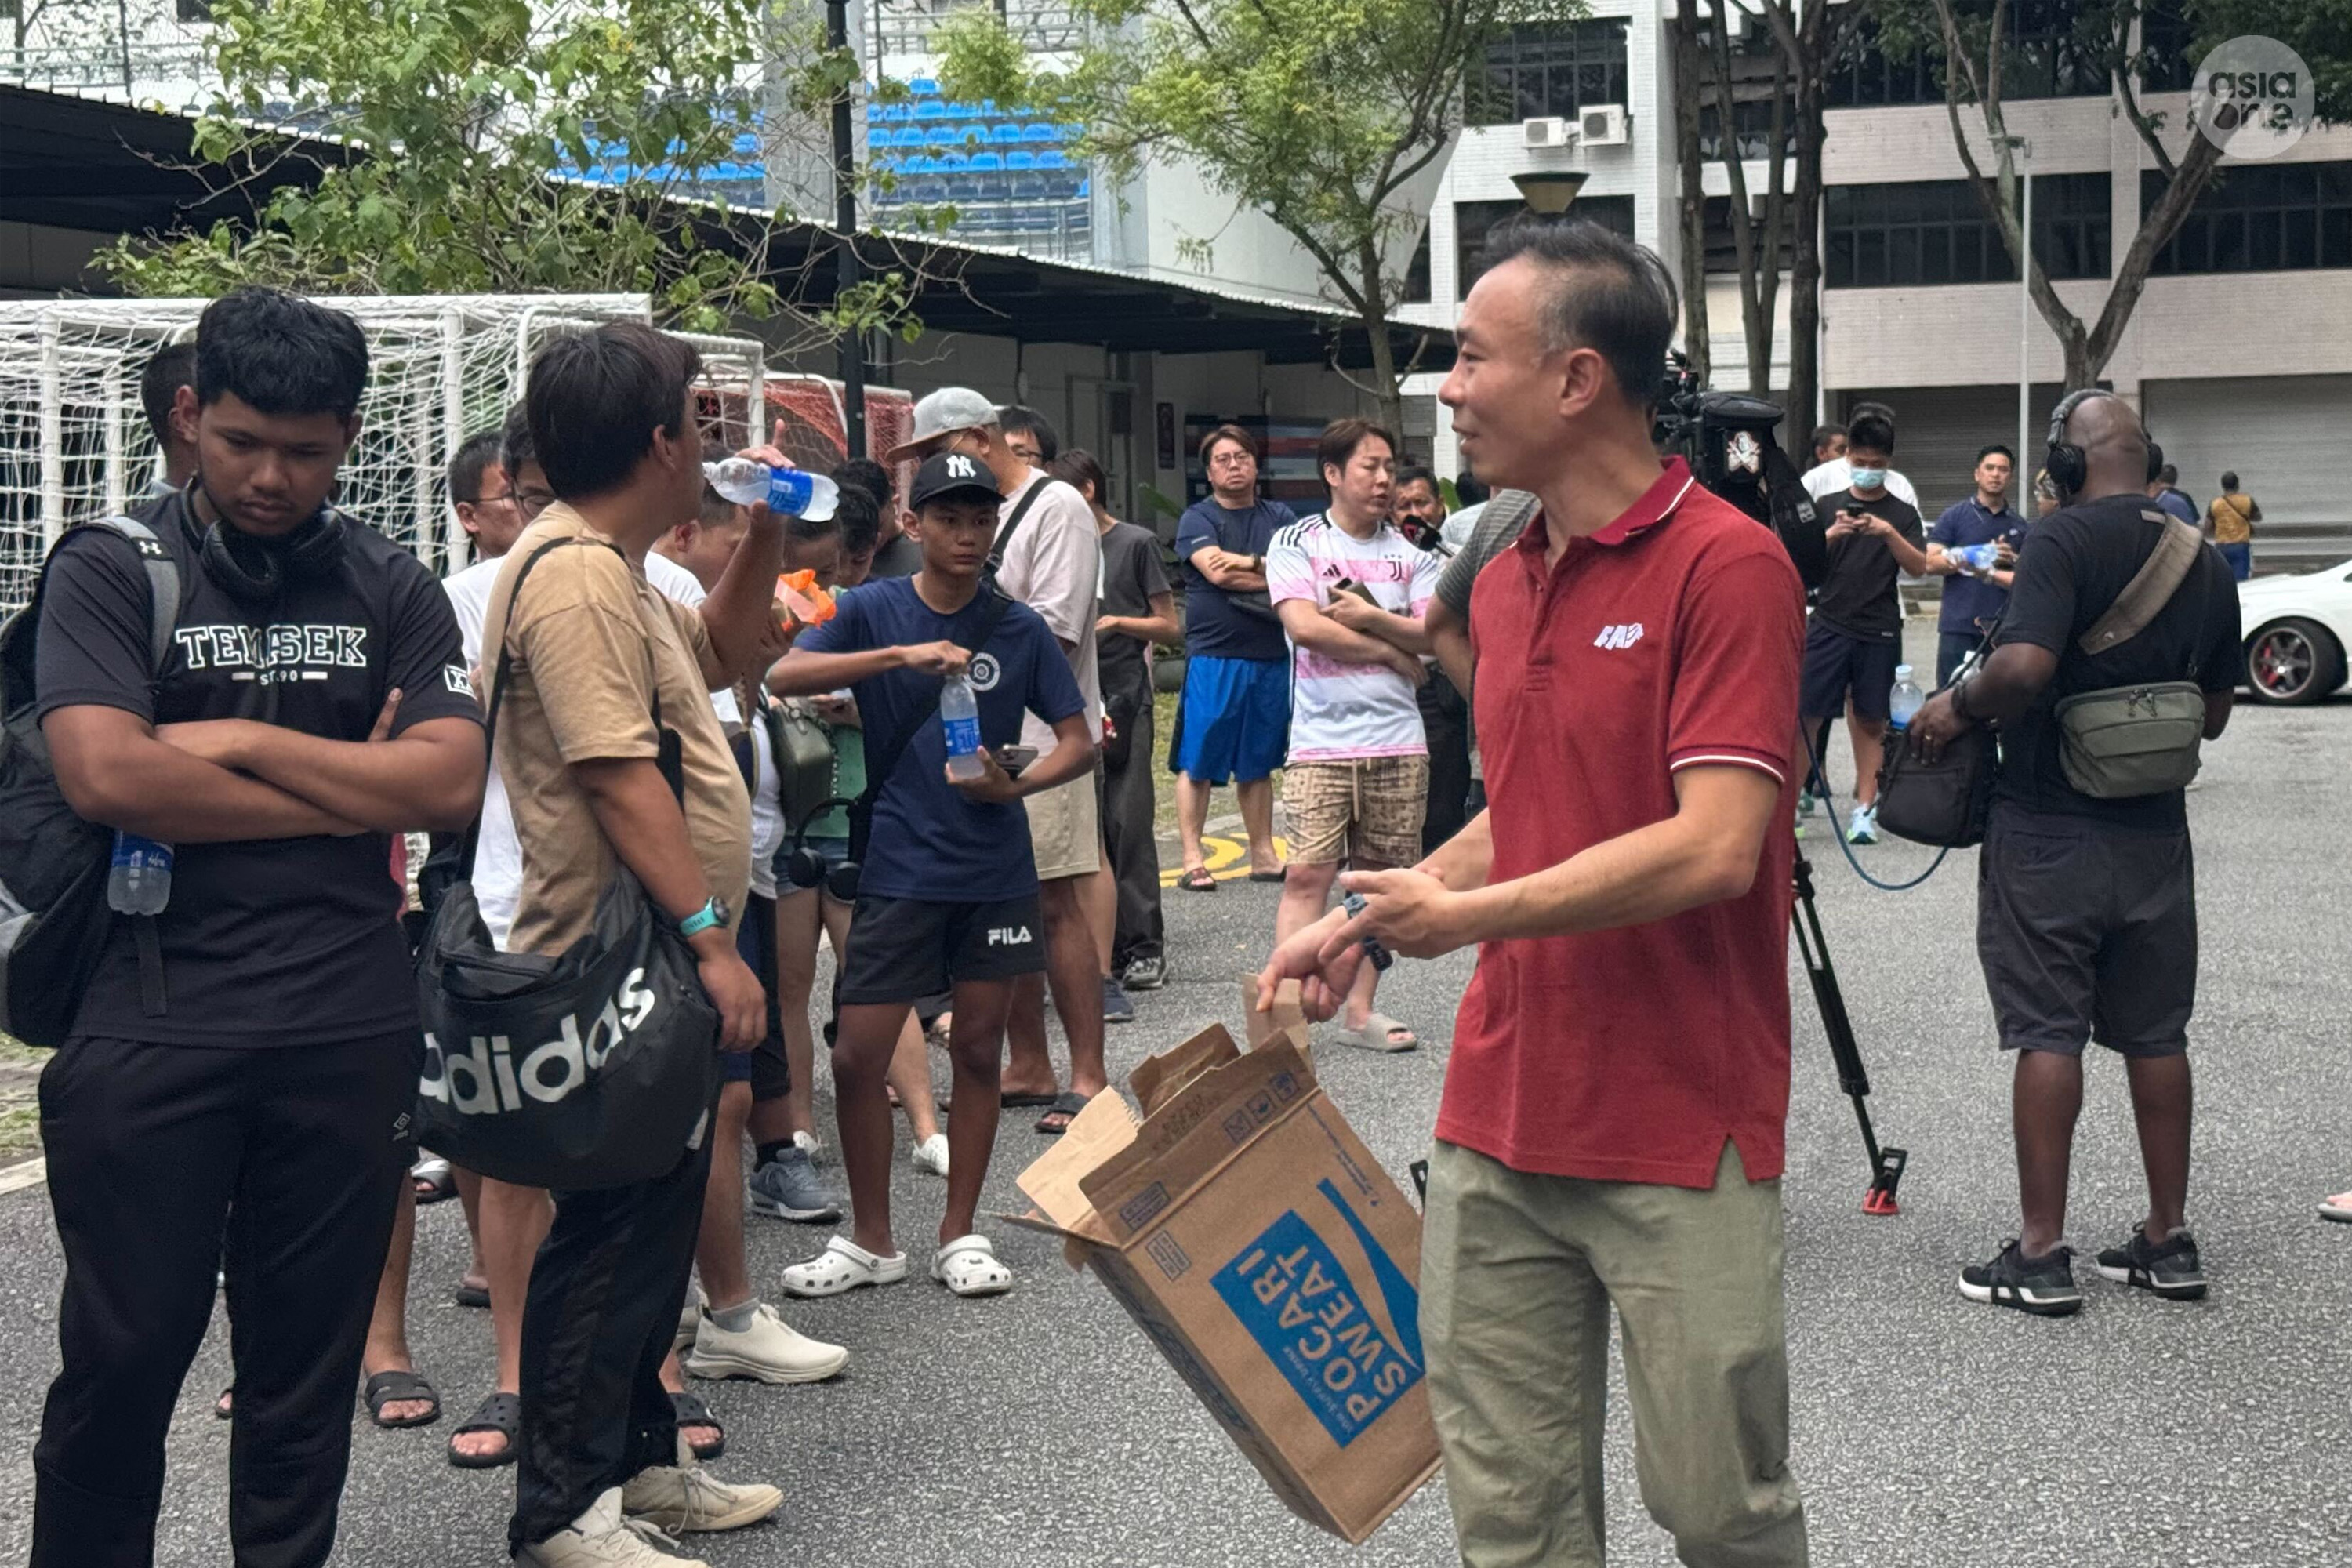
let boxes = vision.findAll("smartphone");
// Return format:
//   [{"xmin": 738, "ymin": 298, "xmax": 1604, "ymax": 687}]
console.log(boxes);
[
  {"xmin": 994, "ymin": 744, "xmax": 1038, "ymax": 776},
  {"xmin": 1331, "ymin": 577, "xmax": 1381, "ymax": 606}
]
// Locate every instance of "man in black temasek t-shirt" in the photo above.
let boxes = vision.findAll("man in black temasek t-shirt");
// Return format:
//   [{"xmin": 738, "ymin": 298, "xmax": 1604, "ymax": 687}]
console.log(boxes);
[
  {"xmin": 31, "ymin": 288, "xmax": 485, "ymax": 1568},
  {"xmin": 1798, "ymin": 408, "xmax": 1926, "ymax": 846},
  {"xmin": 1910, "ymin": 391, "xmax": 2239, "ymax": 1321}
]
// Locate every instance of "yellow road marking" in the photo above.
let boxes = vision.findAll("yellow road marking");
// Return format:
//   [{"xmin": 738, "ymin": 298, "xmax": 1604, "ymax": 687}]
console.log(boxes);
[{"xmin": 1161, "ymin": 836, "xmax": 1290, "ymax": 887}]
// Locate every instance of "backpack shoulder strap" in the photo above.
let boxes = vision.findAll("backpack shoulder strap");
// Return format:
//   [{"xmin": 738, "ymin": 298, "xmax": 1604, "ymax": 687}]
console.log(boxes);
[
  {"xmin": 2078, "ymin": 515, "xmax": 2203, "ymax": 658},
  {"xmin": 75, "ymin": 516, "xmax": 184, "ymax": 680}
]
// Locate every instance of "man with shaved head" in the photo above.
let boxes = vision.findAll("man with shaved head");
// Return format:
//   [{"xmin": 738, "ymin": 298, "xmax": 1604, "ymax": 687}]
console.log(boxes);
[{"xmin": 1910, "ymin": 390, "xmax": 2241, "ymax": 1319}]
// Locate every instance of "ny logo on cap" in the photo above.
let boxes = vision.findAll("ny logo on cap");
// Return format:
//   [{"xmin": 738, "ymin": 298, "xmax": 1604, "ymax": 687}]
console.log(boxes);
[{"xmin": 946, "ymin": 454, "xmax": 978, "ymax": 478}]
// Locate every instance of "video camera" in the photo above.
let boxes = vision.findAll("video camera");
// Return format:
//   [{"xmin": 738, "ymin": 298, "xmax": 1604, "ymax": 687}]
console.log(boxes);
[{"xmin": 1653, "ymin": 354, "xmax": 1828, "ymax": 590}]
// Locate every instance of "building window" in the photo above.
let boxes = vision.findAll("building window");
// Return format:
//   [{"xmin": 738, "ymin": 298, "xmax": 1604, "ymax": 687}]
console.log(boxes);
[
  {"xmin": 1829, "ymin": 2, "xmax": 2103, "ymax": 109},
  {"xmin": 1404, "ymin": 225, "xmax": 1432, "ymax": 303},
  {"xmin": 2140, "ymin": 0, "xmax": 2194, "ymax": 92},
  {"xmin": 2146, "ymin": 162, "xmax": 2352, "ymax": 274},
  {"xmin": 1455, "ymin": 196, "xmax": 1635, "ymax": 295},
  {"xmin": 1475, "ymin": 20, "xmax": 1628, "ymax": 125},
  {"xmin": 1702, "ymin": 196, "xmax": 1800, "ymax": 276},
  {"xmin": 1826, "ymin": 174, "xmax": 2110, "ymax": 288},
  {"xmin": 176, "ymin": 0, "xmax": 213, "ymax": 20}
]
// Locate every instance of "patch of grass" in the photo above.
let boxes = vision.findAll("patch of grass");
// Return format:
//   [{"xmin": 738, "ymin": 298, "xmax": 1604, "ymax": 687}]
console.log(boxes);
[{"xmin": 0, "ymin": 1101, "xmax": 38, "ymax": 1166}]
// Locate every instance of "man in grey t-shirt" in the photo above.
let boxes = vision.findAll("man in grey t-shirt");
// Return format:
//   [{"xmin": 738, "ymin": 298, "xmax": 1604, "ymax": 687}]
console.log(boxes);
[{"xmin": 1428, "ymin": 491, "xmax": 1540, "ymax": 808}]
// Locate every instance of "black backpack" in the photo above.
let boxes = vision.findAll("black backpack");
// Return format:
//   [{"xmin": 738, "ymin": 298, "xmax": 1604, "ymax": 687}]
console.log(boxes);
[{"xmin": 0, "ymin": 517, "xmax": 183, "ymax": 1047}]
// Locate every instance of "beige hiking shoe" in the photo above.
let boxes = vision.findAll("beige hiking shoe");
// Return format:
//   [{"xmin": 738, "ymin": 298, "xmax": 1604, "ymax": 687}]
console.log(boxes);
[
  {"xmin": 621, "ymin": 1436, "xmax": 784, "ymax": 1535},
  {"xmin": 516, "ymin": 1488, "xmax": 708, "ymax": 1567}
]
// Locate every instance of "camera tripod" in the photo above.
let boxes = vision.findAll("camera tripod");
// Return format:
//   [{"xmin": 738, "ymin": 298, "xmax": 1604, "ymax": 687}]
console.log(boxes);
[{"xmin": 1791, "ymin": 839, "xmax": 1907, "ymax": 1215}]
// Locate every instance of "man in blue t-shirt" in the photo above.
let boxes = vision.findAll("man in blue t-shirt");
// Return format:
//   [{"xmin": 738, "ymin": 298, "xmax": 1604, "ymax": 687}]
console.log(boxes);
[
  {"xmin": 769, "ymin": 451, "xmax": 1092, "ymax": 1303},
  {"xmin": 1171, "ymin": 423, "xmax": 1294, "ymax": 888},
  {"xmin": 1926, "ymin": 442, "xmax": 2028, "ymax": 687}
]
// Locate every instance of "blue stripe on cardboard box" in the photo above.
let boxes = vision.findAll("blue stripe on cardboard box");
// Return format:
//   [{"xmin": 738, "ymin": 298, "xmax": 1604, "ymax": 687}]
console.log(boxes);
[{"xmin": 1210, "ymin": 1179, "xmax": 1422, "ymax": 1446}]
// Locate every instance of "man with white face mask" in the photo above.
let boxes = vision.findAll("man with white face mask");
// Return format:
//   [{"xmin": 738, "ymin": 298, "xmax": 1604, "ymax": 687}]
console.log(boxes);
[{"xmin": 1797, "ymin": 408, "xmax": 1926, "ymax": 846}]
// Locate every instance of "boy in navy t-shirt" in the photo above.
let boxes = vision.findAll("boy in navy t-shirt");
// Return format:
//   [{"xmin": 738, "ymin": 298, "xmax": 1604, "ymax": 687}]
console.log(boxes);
[{"xmin": 768, "ymin": 451, "xmax": 1092, "ymax": 1300}]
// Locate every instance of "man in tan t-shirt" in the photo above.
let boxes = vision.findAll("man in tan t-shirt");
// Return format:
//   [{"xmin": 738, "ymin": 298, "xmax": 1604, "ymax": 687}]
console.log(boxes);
[{"xmin": 484, "ymin": 322, "xmax": 828, "ymax": 1568}]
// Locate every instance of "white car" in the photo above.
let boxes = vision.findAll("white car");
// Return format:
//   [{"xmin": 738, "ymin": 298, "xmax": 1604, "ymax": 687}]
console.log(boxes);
[{"xmin": 2237, "ymin": 559, "xmax": 2352, "ymax": 704}]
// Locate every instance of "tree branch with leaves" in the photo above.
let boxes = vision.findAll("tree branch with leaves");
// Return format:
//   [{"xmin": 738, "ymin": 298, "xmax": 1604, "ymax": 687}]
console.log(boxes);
[{"xmin": 937, "ymin": 0, "xmax": 1583, "ymax": 439}]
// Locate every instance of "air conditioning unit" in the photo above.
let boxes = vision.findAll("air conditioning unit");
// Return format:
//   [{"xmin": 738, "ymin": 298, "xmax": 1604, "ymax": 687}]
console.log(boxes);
[
  {"xmin": 1523, "ymin": 117, "xmax": 1573, "ymax": 149},
  {"xmin": 1578, "ymin": 104, "xmax": 1630, "ymax": 147}
]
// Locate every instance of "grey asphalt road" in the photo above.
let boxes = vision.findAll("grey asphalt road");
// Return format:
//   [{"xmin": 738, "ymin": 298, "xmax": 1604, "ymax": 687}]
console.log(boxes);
[{"xmin": 0, "ymin": 682, "xmax": 2347, "ymax": 1566}]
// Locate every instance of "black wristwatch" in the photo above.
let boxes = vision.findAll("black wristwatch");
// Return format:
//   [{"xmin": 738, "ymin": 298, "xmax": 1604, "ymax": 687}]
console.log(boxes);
[{"xmin": 1250, "ymin": 553, "xmax": 1265, "ymax": 573}]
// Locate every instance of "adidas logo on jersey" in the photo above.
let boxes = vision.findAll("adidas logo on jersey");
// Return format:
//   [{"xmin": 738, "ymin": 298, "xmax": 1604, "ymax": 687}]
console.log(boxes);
[{"xmin": 1593, "ymin": 622, "xmax": 1646, "ymax": 651}]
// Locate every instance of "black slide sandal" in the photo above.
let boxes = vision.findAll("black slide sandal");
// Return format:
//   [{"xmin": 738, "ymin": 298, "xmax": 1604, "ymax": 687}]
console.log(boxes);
[
  {"xmin": 672, "ymin": 1389, "xmax": 725, "ymax": 1461},
  {"xmin": 1035, "ymin": 1089, "xmax": 1091, "ymax": 1136},
  {"xmin": 364, "ymin": 1370, "xmax": 442, "ymax": 1429},
  {"xmin": 446, "ymin": 1392, "xmax": 520, "ymax": 1469}
]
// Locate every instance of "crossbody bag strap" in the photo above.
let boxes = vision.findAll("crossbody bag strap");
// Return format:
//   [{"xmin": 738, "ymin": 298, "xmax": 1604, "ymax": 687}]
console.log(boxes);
[
  {"xmin": 2077, "ymin": 515, "xmax": 2204, "ymax": 658},
  {"xmin": 846, "ymin": 588, "xmax": 1016, "ymax": 864},
  {"xmin": 985, "ymin": 477, "xmax": 1050, "ymax": 578},
  {"xmin": 463, "ymin": 535, "xmax": 637, "ymax": 878}
]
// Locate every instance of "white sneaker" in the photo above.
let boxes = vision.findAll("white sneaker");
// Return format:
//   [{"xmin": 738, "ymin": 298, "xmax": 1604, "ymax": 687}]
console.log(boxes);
[
  {"xmin": 622, "ymin": 1436, "xmax": 783, "ymax": 1535},
  {"xmin": 517, "ymin": 1488, "xmax": 708, "ymax": 1567},
  {"xmin": 683, "ymin": 1302, "xmax": 848, "ymax": 1385},
  {"xmin": 910, "ymin": 1132, "xmax": 950, "ymax": 1178}
]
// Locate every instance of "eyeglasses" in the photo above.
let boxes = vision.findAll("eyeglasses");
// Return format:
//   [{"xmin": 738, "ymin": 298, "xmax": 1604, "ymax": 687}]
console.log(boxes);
[
  {"xmin": 474, "ymin": 489, "xmax": 516, "ymax": 506},
  {"xmin": 514, "ymin": 488, "xmax": 556, "ymax": 519},
  {"xmin": 1210, "ymin": 452, "xmax": 1254, "ymax": 467}
]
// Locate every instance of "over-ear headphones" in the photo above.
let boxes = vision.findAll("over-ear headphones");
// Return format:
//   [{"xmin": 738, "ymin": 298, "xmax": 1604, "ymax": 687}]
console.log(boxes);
[
  {"xmin": 780, "ymin": 797, "xmax": 861, "ymax": 903},
  {"xmin": 199, "ymin": 503, "xmax": 348, "ymax": 610},
  {"xmin": 2044, "ymin": 388, "xmax": 2163, "ymax": 503}
]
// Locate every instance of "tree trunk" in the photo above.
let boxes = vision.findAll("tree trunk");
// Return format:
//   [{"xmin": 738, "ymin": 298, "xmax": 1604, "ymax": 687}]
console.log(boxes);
[
  {"xmin": 1358, "ymin": 242, "xmax": 1405, "ymax": 441},
  {"xmin": 1668, "ymin": 0, "xmax": 1711, "ymax": 383},
  {"xmin": 1706, "ymin": 11, "xmax": 1772, "ymax": 397},
  {"xmin": 1785, "ymin": 0, "xmax": 1827, "ymax": 437}
]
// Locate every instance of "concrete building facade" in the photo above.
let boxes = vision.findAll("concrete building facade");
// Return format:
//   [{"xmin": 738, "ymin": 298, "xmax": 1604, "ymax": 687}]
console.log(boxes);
[{"xmin": 1395, "ymin": 1, "xmax": 2352, "ymax": 562}]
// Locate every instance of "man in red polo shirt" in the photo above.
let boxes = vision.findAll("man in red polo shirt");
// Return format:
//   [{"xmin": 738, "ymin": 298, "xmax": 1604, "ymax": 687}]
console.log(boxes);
[{"xmin": 1259, "ymin": 216, "xmax": 1808, "ymax": 1566}]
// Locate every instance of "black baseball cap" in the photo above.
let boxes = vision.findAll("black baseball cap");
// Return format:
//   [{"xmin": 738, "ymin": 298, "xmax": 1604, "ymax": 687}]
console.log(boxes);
[{"xmin": 908, "ymin": 450, "xmax": 1002, "ymax": 510}]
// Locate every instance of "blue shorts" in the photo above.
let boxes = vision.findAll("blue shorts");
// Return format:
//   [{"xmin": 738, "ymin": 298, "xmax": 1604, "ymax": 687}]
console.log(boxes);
[{"xmin": 1170, "ymin": 655, "xmax": 1289, "ymax": 786}]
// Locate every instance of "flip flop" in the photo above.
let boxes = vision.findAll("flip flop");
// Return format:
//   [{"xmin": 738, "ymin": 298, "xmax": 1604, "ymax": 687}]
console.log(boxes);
[
  {"xmin": 363, "ymin": 1369, "xmax": 441, "ymax": 1429},
  {"xmin": 446, "ymin": 1392, "xmax": 520, "ymax": 1470},
  {"xmin": 1247, "ymin": 866, "xmax": 1288, "ymax": 883},
  {"xmin": 1330, "ymin": 1013, "xmax": 1418, "ymax": 1053},
  {"xmin": 671, "ymin": 1389, "xmax": 725, "ymax": 1461},
  {"xmin": 1179, "ymin": 866, "xmax": 1218, "ymax": 891},
  {"xmin": 452, "ymin": 1280, "xmax": 491, "ymax": 1310},
  {"xmin": 935, "ymin": 1088, "xmax": 1060, "ymax": 1113},
  {"xmin": 1035, "ymin": 1088, "xmax": 1091, "ymax": 1135}
]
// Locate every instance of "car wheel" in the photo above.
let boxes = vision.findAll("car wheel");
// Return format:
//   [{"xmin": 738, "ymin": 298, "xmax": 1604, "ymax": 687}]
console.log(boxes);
[{"xmin": 2244, "ymin": 618, "xmax": 2346, "ymax": 706}]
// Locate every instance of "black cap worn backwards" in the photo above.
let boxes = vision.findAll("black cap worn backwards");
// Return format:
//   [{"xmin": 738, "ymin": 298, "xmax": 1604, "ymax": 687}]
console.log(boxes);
[{"xmin": 908, "ymin": 450, "xmax": 1003, "ymax": 511}]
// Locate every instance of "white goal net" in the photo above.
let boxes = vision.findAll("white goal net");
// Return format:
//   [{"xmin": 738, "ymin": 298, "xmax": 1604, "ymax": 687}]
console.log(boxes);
[{"xmin": 0, "ymin": 294, "xmax": 771, "ymax": 612}]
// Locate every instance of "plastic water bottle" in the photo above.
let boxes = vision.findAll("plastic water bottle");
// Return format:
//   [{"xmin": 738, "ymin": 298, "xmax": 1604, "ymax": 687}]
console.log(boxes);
[
  {"xmin": 107, "ymin": 831, "xmax": 172, "ymax": 915},
  {"xmin": 1888, "ymin": 665, "xmax": 1925, "ymax": 731},
  {"xmin": 1953, "ymin": 542, "xmax": 2000, "ymax": 575},
  {"xmin": 703, "ymin": 458, "xmax": 840, "ymax": 522},
  {"xmin": 941, "ymin": 674, "xmax": 985, "ymax": 780}
]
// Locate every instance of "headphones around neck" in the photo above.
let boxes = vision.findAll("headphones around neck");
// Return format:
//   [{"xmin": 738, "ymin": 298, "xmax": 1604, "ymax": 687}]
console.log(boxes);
[
  {"xmin": 2043, "ymin": 388, "xmax": 2163, "ymax": 503},
  {"xmin": 194, "ymin": 482, "xmax": 348, "ymax": 610},
  {"xmin": 780, "ymin": 796, "xmax": 862, "ymax": 903}
]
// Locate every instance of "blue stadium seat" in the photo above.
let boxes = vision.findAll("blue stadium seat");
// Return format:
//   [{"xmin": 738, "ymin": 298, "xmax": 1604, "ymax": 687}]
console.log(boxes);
[
  {"xmin": 909, "ymin": 77, "xmax": 939, "ymax": 96},
  {"xmin": 989, "ymin": 123, "xmax": 1024, "ymax": 146},
  {"xmin": 1025, "ymin": 123, "xmax": 1060, "ymax": 143},
  {"xmin": 912, "ymin": 100, "xmax": 946, "ymax": 121},
  {"xmin": 1005, "ymin": 150, "xmax": 1037, "ymax": 170},
  {"xmin": 1037, "ymin": 149, "xmax": 1069, "ymax": 169},
  {"xmin": 967, "ymin": 151, "xmax": 1004, "ymax": 172}
]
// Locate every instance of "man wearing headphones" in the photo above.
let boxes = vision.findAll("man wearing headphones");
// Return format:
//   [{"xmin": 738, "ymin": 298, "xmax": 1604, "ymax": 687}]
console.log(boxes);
[
  {"xmin": 31, "ymin": 287, "xmax": 488, "ymax": 1566},
  {"xmin": 1910, "ymin": 390, "xmax": 2241, "ymax": 1319}
]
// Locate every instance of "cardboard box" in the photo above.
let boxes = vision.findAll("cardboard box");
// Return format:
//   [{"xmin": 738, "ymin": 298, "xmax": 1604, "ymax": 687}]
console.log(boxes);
[{"xmin": 1007, "ymin": 982, "xmax": 1441, "ymax": 1544}]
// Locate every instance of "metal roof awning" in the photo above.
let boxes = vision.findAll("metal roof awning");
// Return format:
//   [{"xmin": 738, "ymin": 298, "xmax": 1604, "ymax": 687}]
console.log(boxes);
[{"xmin": 0, "ymin": 84, "xmax": 1446, "ymax": 371}]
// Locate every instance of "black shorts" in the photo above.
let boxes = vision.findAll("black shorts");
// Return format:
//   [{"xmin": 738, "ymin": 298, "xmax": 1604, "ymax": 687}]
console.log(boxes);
[
  {"xmin": 1801, "ymin": 620, "xmax": 1900, "ymax": 723},
  {"xmin": 723, "ymin": 891, "xmax": 792, "ymax": 1101},
  {"xmin": 1976, "ymin": 808, "xmax": 2197, "ymax": 1059},
  {"xmin": 837, "ymin": 894, "xmax": 1046, "ymax": 1005}
]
